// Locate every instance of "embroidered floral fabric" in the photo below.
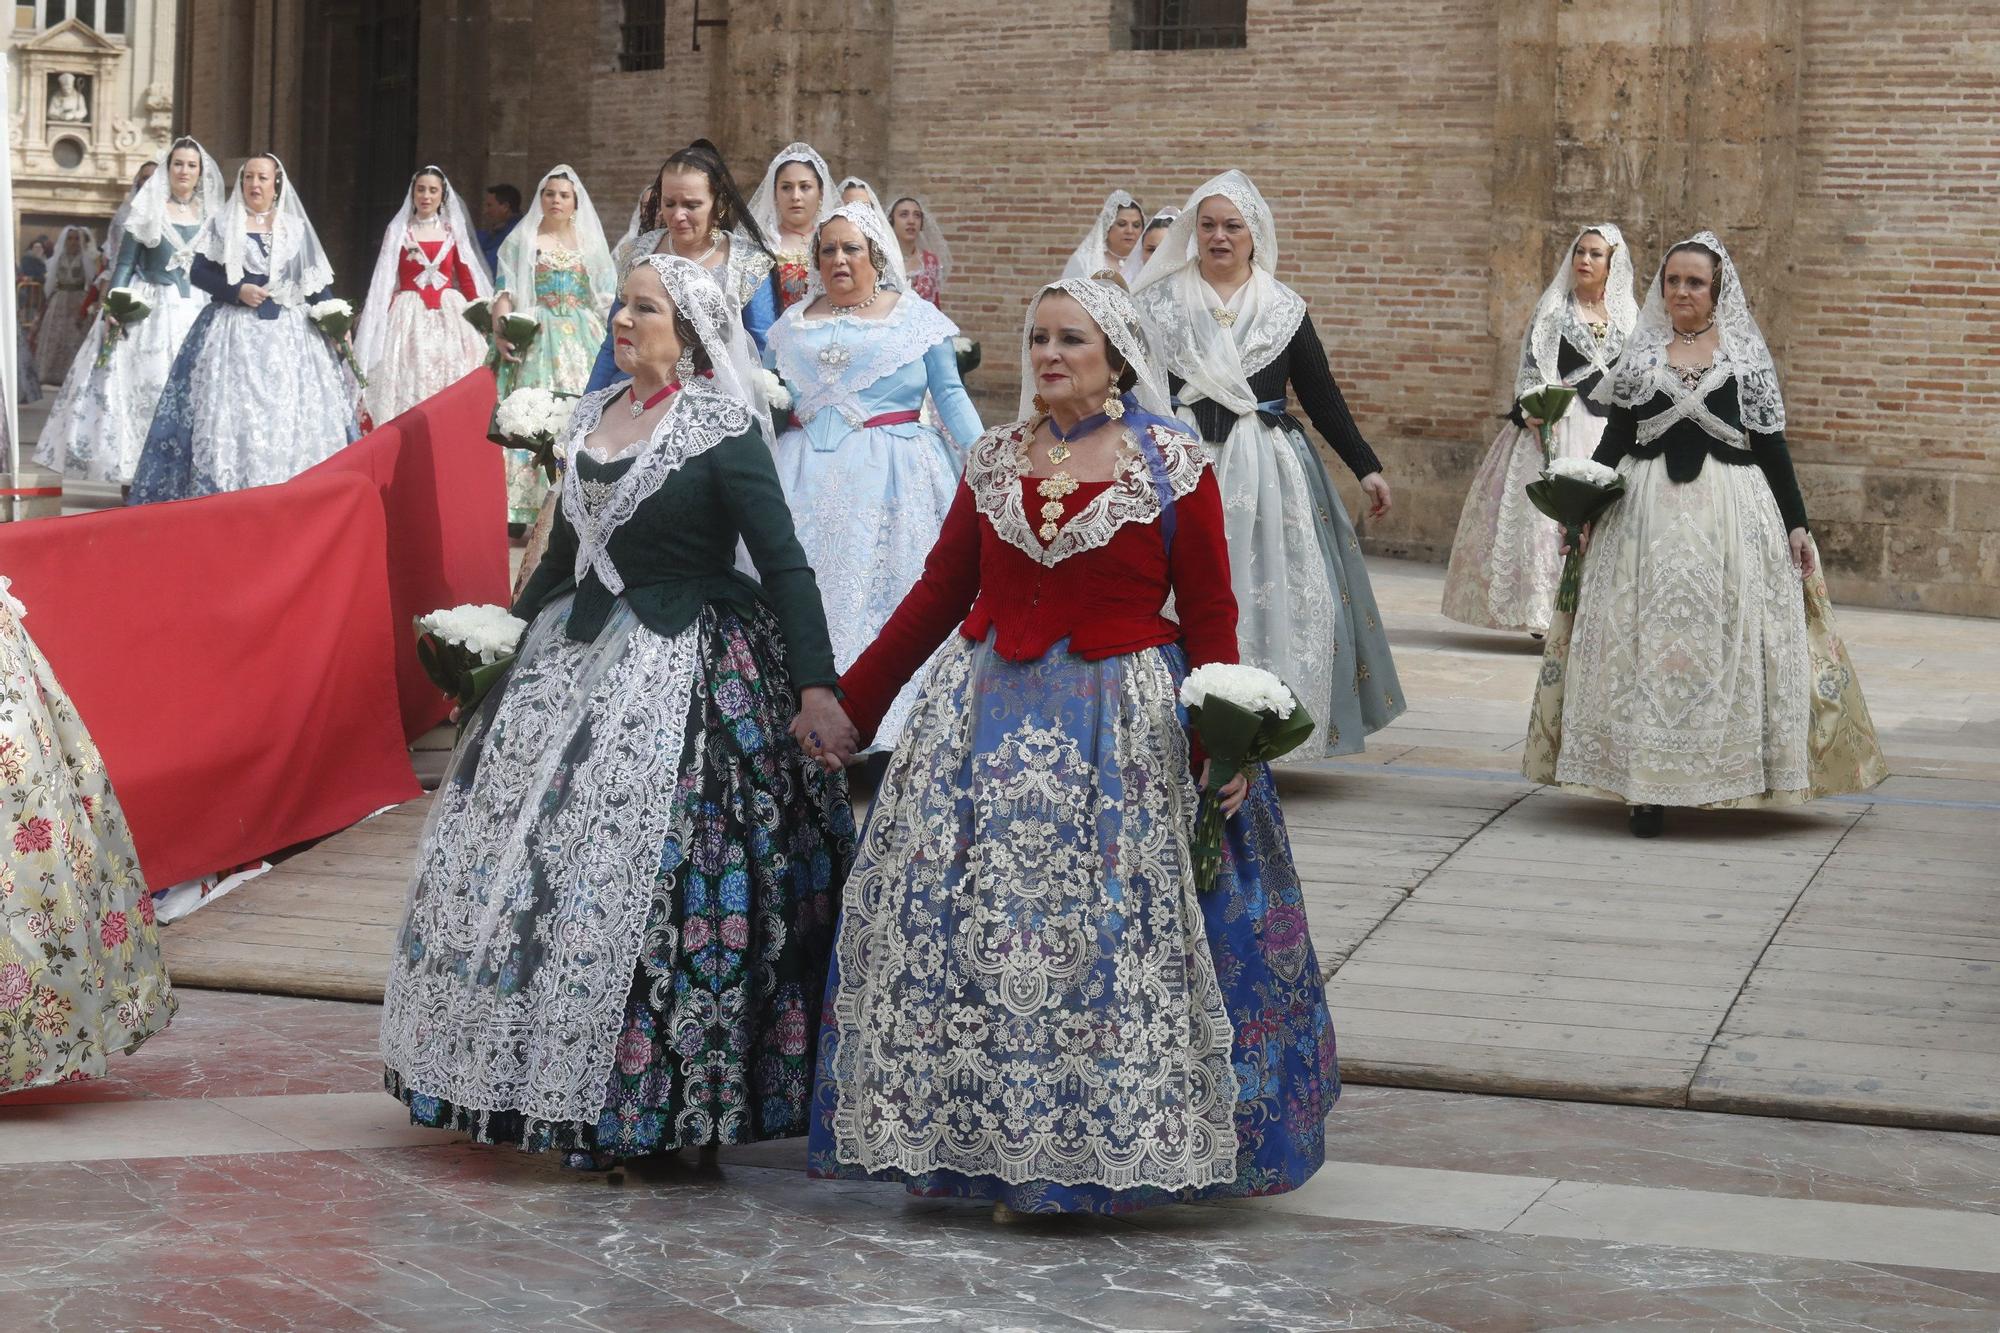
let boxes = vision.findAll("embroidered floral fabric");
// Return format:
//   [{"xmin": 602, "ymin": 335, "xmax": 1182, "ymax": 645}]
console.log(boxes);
[
  {"xmin": 0, "ymin": 594, "xmax": 174, "ymax": 1093},
  {"xmin": 809, "ymin": 635, "xmax": 1338, "ymax": 1211},
  {"xmin": 384, "ymin": 600, "xmax": 852, "ymax": 1152}
]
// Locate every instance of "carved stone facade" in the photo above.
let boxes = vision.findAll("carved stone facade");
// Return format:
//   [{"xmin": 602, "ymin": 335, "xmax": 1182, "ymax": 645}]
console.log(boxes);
[
  {"xmin": 7, "ymin": 9, "xmax": 179, "ymax": 255},
  {"xmin": 177, "ymin": 0, "xmax": 1999, "ymax": 616}
]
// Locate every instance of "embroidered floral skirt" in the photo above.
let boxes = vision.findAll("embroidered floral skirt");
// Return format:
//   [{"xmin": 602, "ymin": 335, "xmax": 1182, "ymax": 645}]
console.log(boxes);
[
  {"xmin": 809, "ymin": 633, "xmax": 1338, "ymax": 1213},
  {"xmin": 1, "ymin": 599, "xmax": 174, "ymax": 1094},
  {"xmin": 36, "ymin": 278, "xmax": 208, "ymax": 485},
  {"xmin": 380, "ymin": 596, "xmax": 853, "ymax": 1161},
  {"xmin": 1441, "ymin": 408, "xmax": 1609, "ymax": 635},
  {"xmin": 496, "ymin": 307, "xmax": 602, "ymax": 525},
  {"xmin": 363, "ymin": 289, "xmax": 491, "ymax": 426},
  {"xmin": 1522, "ymin": 455, "xmax": 1887, "ymax": 807}
]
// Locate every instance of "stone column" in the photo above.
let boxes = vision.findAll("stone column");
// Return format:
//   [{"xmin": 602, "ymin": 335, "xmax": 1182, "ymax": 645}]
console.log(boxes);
[{"xmin": 713, "ymin": 0, "xmax": 893, "ymax": 190}]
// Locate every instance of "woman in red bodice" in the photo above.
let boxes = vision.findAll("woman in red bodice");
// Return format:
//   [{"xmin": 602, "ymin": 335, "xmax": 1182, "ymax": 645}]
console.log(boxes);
[
  {"xmin": 802, "ymin": 275, "xmax": 1340, "ymax": 1220},
  {"xmin": 354, "ymin": 165, "xmax": 494, "ymax": 424}
]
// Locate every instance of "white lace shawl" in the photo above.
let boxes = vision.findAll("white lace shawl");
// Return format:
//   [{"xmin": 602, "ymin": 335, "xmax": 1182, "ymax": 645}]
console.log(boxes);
[
  {"xmin": 968, "ymin": 418, "xmax": 1208, "ymax": 568},
  {"xmin": 196, "ymin": 156, "xmax": 335, "ymax": 307},
  {"xmin": 748, "ymin": 142, "xmax": 836, "ymax": 255},
  {"xmin": 121, "ymin": 138, "xmax": 224, "ymax": 259},
  {"xmin": 1518, "ymin": 222, "xmax": 1639, "ymax": 397},
  {"xmin": 497, "ymin": 165, "xmax": 616, "ymax": 317},
  {"xmin": 558, "ymin": 254, "xmax": 764, "ymax": 594},
  {"xmin": 1060, "ymin": 189, "xmax": 1145, "ymax": 284},
  {"xmin": 888, "ymin": 192, "xmax": 952, "ymax": 292},
  {"xmin": 1131, "ymin": 170, "xmax": 1306, "ymax": 416},
  {"xmin": 43, "ymin": 226, "xmax": 101, "ymax": 296},
  {"xmin": 355, "ymin": 168, "xmax": 494, "ymax": 374},
  {"xmin": 1594, "ymin": 229, "xmax": 1785, "ymax": 435}
]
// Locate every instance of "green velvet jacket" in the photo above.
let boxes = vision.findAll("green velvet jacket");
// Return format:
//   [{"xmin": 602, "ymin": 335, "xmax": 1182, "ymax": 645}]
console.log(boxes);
[{"xmin": 510, "ymin": 427, "xmax": 838, "ymax": 689}]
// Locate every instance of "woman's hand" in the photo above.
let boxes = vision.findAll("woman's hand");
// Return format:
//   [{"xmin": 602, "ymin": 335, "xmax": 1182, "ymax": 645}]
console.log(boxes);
[
  {"xmin": 1789, "ymin": 527, "xmax": 1816, "ymax": 579},
  {"xmin": 1358, "ymin": 471, "xmax": 1392, "ymax": 521},
  {"xmin": 1561, "ymin": 521, "xmax": 1592, "ymax": 558},
  {"xmin": 1522, "ymin": 415, "xmax": 1545, "ymax": 431},
  {"xmin": 238, "ymin": 284, "xmax": 268, "ymax": 309},
  {"xmin": 1200, "ymin": 761, "xmax": 1250, "ymax": 818},
  {"xmin": 790, "ymin": 687, "xmax": 858, "ymax": 773}
]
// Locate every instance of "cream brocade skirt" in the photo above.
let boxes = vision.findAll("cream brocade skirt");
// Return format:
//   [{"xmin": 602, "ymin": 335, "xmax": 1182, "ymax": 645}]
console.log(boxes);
[{"xmin": 1522, "ymin": 454, "xmax": 1887, "ymax": 808}]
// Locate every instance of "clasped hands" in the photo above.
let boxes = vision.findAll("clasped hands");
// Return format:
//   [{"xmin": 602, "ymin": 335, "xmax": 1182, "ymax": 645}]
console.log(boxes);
[{"xmin": 789, "ymin": 686, "xmax": 859, "ymax": 774}]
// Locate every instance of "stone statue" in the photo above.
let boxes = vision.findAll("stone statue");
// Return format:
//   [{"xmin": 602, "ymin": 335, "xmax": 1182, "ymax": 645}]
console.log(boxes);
[{"xmin": 47, "ymin": 72, "xmax": 89, "ymax": 124}]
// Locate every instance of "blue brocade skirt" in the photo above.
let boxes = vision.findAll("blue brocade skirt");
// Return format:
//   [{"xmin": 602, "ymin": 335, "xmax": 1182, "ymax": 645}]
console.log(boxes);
[{"xmin": 808, "ymin": 632, "xmax": 1338, "ymax": 1213}]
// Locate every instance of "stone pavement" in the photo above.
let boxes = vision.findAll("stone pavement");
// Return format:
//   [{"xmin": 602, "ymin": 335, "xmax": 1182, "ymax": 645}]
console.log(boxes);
[
  {"xmin": 5, "ymin": 989, "xmax": 2000, "ymax": 1331},
  {"xmin": 1293, "ymin": 560, "xmax": 1999, "ymax": 1132},
  {"xmin": 158, "ymin": 556, "xmax": 2000, "ymax": 1138}
]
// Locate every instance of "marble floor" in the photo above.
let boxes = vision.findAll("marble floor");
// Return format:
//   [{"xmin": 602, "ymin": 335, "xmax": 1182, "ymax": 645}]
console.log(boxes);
[{"xmin": 4, "ymin": 990, "xmax": 1999, "ymax": 1331}]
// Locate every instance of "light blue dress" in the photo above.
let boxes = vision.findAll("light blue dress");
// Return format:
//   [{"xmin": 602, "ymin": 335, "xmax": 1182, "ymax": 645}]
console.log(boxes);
[{"xmin": 766, "ymin": 293, "xmax": 981, "ymax": 750}]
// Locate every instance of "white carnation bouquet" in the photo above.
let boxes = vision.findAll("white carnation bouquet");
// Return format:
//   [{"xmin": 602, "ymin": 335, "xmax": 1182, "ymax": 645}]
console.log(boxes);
[
  {"xmin": 308, "ymin": 297, "xmax": 367, "ymax": 385},
  {"xmin": 489, "ymin": 387, "xmax": 577, "ymax": 483},
  {"xmin": 953, "ymin": 334, "xmax": 981, "ymax": 376},
  {"xmin": 1178, "ymin": 664, "xmax": 1316, "ymax": 892},
  {"xmin": 1525, "ymin": 455, "xmax": 1626, "ymax": 613},
  {"xmin": 95, "ymin": 287, "xmax": 152, "ymax": 367},
  {"xmin": 414, "ymin": 603, "xmax": 528, "ymax": 716},
  {"xmin": 754, "ymin": 367, "xmax": 792, "ymax": 413}
]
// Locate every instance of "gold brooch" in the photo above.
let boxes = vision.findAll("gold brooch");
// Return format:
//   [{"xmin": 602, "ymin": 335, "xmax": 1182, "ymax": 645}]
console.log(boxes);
[{"xmin": 1211, "ymin": 307, "xmax": 1237, "ymax": 328}]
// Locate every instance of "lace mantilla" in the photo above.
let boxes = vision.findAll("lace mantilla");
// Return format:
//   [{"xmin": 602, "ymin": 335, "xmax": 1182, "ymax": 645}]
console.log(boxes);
[
  {"xmin": 969, "ymin": 419, "xmax": 1207, "ymax": 567},
  {"xmin": 558, "ymin": 378, "xmax": 750, "ymax": 594},
  {"xmin": 1633, "ymin": 353, "xmax": 1746, "ymax": 448},
  {"xmin": 1518, "ymin": 222, "xmax": 1638, "ymax": 398},
  {"xmin": 615, "ymin": 230, "xmax": 774, "ymax": 311},
  {"xmin": 1133, "ymin": 273, "xmax": 1306, "ymax": 395},
  {"xmin": 1596, "ymin": 229, "xmax": 1784, "ymax": 433},
  {"xmin": 771, "ymin": 294, "xmax": 958, "ymax": 428}
]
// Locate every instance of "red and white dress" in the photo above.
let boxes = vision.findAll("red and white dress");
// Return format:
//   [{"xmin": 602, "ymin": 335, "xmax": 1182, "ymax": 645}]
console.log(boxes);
[{"xmin": 361, "ymin": 235, "xmax": 489, "ymax": 424}]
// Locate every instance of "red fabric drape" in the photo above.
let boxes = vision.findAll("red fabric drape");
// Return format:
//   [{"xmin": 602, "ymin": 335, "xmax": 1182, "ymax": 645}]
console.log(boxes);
[
  {"xmin": 304, "ymin": 369, "xmax": 509, "ymax": 739},
  {"xmin": 0, "ymin": 472, "xmax": 419, "ymax": 889}
]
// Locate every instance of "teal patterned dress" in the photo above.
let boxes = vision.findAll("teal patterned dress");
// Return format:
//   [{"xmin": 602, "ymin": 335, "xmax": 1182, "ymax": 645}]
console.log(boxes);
[{"xmin": 496, "ymin": 244, "xmax": 606, "ymax": 524}]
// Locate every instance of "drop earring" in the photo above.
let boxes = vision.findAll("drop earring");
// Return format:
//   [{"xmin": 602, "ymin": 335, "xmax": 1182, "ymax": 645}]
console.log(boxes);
[
  {"xmin": 1102, "ymin": 391, "xmax": 1125, "ymax": 420},
  {"xmin": 674, "ymin": 349, "xmax": 697, "ymax": 384},
  {"xmin": 1032, "ymin": 393, "xmax": 1049, "ymax": 414}
]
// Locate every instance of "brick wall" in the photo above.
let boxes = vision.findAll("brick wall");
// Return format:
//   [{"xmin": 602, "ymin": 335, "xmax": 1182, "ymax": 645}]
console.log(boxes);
[
  {"xmin": 881, "ymin": 0, "xmax": 1501, "ymax": 554},
  {"xmin": 1788, "ymin": 2, "xmax": 2000, "ymax": 614}
]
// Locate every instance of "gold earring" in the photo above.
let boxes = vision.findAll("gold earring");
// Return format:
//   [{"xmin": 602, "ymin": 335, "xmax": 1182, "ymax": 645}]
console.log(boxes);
[
  {"xmin": 1032, "ymin": 393, "xmax": 1049, "ymax": 413},
  {"xmin": 1102, "ymin": 392, "xmax": 1125, "ymax": 420}
]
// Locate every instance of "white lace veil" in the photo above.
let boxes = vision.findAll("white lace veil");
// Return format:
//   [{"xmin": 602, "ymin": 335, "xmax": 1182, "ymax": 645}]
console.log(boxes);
[
  {"xmin": 1593, "ymin": 229, "xmax": 1784, "ymax": 433},
  {"xmin": 837, "ymin": 176, "xmax": 885, "ymax": 214},
  {"xmin": 1518, "ymin": 222, "xmax": 1638, "ymax": 397},
  {"xmin": 748, "ymin": 142, "xmax": 835, "ymax": 250},
  {"xmin": 1130, "ymin": 170, "xmax": 1305, "ymax": 417},
  {"xmin": 43, "ymin": 224, "xmax": 101, "ymax": 296},
  {"xmin": 889, "ymin": 192, "xmax": 952, "ymax": 290},
  {"xmin": 1061, "ymin": 189, "xmax": 1145, "ymax": 284},
  {"xmin": 1017, "ymin": 276, "xmax": 1174, "ymax": 420},
  {"xmin": 497, "ymin": 165, "xmax": 616, "ymax": 316},
  {"xmin": 194, "ymin": 155, "xmax": 335, "ymax": 307},
  {"xmin": 355, "ymin": 166, "xmax": 493, "ymax": 374},
  {"xmin": 803, "ymin": 201, "xmax": 909, "ymax": 300},
  {"xmin": 121, "ymin": 137, "xmax": 223, "ymax": 261},
  {"xmin": 560, "ymin": 253, "xmax": 765, "ymax": 595}
]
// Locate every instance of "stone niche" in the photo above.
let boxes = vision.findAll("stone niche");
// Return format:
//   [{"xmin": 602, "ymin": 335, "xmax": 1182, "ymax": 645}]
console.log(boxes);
[{"xmin": 11, "ymin": 18, "xmax": 128, "ymax": 177}]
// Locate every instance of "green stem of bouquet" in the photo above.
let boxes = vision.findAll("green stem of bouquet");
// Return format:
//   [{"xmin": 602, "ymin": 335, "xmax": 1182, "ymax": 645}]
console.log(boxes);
[{"xmin": 1555, "ymin": 538, "xmax": 1585, "ymax": 614}]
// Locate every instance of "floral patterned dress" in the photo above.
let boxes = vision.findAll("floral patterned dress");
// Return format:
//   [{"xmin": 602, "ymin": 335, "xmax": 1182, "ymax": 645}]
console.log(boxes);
[
  {"xmin": 1, "ymin": 581, "xmax": 174, "ymax": 1094},
  {"xmin": 496, "ymin": 245, "xmax": 607, "ymax": 524}
]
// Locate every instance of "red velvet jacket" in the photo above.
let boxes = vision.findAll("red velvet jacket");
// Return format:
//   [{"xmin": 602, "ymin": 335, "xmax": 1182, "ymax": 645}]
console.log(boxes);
[
  {"xmin": 395, "ymin": 237, "xmax": 482, "ymax": 309},
  {"xmin": 838, "ymin": 419, "xmax": 1237, "ymax": 741}
]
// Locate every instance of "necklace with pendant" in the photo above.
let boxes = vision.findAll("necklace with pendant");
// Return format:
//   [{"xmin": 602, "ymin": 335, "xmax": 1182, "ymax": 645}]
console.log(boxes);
[
  {"xmin": 628, "ymin": 378, "xmax": 680, "ymax": 418},
  {"xmin": 817, "ymin": 286, "xmax": 881, "ymax": 370},
  {"xmin": 1674, "ymin": 319, "xmax": 1715, "ymax": 346},
  {"xmin": 1032, "ymin": 406, "xmax": 1124, "ymax": 542}
]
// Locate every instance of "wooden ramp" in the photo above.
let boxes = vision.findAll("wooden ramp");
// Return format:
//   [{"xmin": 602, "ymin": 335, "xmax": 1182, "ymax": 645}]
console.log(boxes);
[{"xmin": 160, "ymin": 797, "xmax": 430, "ymax": 1002}]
